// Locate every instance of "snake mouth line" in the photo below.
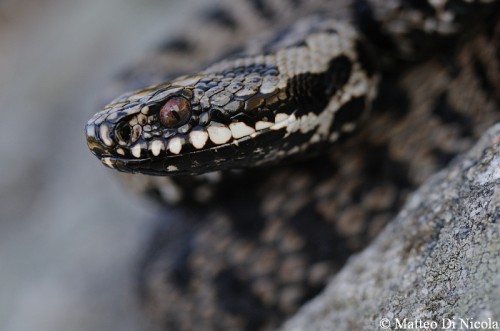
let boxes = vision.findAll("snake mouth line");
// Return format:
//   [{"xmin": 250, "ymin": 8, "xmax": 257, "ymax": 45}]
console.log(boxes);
[
  {"xmin": 97, "ymin": 115, "xmax": 300, "ymax": 175},
  {"xmin": 101, "ymin": 156, "xmax": 195, "ymax": 175},
  {"xmin": 93, "ymin": 111, "xmax": 300, "ymax": 169},
  {"xmin": 100, "ymin": 156, "xmax": 161, "ymax": 173}
]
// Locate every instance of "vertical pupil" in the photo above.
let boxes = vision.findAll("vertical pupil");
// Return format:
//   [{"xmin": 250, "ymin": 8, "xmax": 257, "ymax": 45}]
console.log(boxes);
[{"xmin": 172, "ymin": 111, "xmax": 181, "ymax": 121}]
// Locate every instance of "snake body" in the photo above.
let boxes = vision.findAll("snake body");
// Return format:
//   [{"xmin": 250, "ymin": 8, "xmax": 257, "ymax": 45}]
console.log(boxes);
[{"xmin": 85, "ymin": 1, "xmax": 500, "ymax": 330}]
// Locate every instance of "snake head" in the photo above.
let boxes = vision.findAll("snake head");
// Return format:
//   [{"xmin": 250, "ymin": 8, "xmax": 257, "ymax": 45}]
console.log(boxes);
[
  {"xmin": 86, "ymin": 20, "xmax": 376, "ymax": 176},
  {"xmin": 85, "ymin": 65, "xmax": 307, "ymax": 175}
]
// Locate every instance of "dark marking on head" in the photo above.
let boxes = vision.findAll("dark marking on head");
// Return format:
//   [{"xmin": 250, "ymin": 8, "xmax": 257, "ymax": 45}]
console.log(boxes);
[
  {"xmin": 201, "ymin": 6, "xmax": 238, "ymax": 29},
  {"xmin": 287, "ymin": 56, "xmax": 354, "ymax": 118},
  {"xmin": 287, "ymin": 73, "xmax": 328, "ymax": 117},
  {"xmin": 157, "ymin": 37, "xmax": 195, "ymax": 53},
  {"xmin": 247, "ymin": 0, "xmax": 276, "ymax": 20},
  {"xmin": 325, "ymin": 55, "xmax": 353, "ymax": 95},
  {"xmin": 331, "ymin": 96, "xmax": 366, "ymax": 132},
  {"xmin": 432, "ymin": 91, "xmax": 473, "ymax": 136}
]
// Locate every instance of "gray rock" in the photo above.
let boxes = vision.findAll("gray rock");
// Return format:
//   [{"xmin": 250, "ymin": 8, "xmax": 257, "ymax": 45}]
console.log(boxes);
[{"xmin": 281, "ymin": 124, "xmax": 500, "ymax": 331}]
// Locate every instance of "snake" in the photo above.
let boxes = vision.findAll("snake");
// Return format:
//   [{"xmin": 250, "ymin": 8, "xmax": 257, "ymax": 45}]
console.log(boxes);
[{"xmin": 85, "ymin": 1, "xmax": 500, "ymax": 330}]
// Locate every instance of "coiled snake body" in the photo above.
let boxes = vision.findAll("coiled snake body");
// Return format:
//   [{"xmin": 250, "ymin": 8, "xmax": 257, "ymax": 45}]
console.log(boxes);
[{"xmin": 86, "ymin": 1, "xmax": 500, "ymax": 330}]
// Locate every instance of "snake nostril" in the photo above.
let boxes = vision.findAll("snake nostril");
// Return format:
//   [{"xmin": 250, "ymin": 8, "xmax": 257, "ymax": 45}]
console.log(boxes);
[{"xmin": 115, "ymin": 122, "xmax": 132, "ymax": 143}]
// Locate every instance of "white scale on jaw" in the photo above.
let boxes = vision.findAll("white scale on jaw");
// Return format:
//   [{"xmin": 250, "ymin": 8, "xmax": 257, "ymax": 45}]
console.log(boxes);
[
  {"xmin": 255, "ymin": 121, "xmax": 273, "ymax": 130},
  {"xmin": 150, "ymin": 140, "xmax": 164, "ymax": 156},
  {"xmin": 229, "ymin": 122, "xmax": 255, "ymax": 139},
  {"xmin": 189, "ymin": 130, "xmax": 209, "ymax": 149},
  {"xmin": 168, "ymin": 137, "xmax": 183, "ymax": 154},
  {"xmin": 206, "ymin": 122, "xmax": 231, "ymax": 145},
  {"xmin": 131, "ymin": 143, "xmax": 142, "ymax": 158}
]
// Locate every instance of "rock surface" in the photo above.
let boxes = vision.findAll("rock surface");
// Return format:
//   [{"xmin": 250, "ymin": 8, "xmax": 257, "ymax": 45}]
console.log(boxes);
[{"xmin": 281, "ymin": 124, "xmax": 500, "ymax": 331}]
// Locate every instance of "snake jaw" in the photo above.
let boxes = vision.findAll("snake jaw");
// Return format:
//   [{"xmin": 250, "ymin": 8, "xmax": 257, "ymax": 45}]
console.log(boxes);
[{"xmin": 88, "ymin": 116, "xmax": 299, "ymax": 175}]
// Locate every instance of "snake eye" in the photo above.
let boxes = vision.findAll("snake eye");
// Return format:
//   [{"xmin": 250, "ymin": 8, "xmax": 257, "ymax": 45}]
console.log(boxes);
[{"xmin": 159, "ymin": 96, "xmax": 191, "ymax": 128}]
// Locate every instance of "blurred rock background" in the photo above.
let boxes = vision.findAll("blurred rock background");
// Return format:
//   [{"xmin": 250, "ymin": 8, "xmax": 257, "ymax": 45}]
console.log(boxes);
[{"xmin": 0, "ymin": 0, "xmax": 205, "ymax": 330}]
